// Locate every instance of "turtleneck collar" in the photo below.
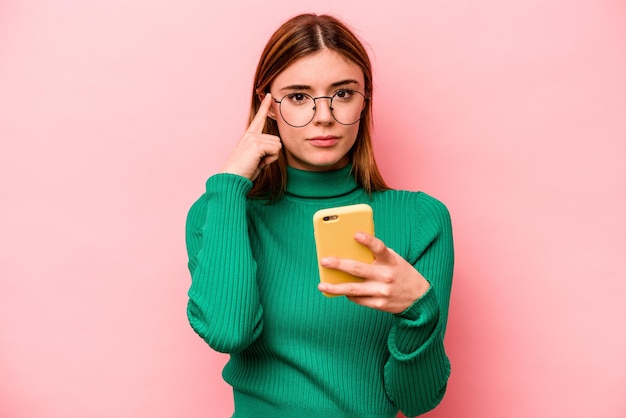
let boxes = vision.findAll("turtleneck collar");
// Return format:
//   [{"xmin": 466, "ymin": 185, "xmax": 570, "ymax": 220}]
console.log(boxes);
[{"xmin": 285, "ymin": 164, "xmax": 360, "ymax": 199}]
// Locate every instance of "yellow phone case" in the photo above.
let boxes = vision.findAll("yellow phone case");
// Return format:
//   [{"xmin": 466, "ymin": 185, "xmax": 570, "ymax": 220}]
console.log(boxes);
[{"xmin": 313, "ymin": 204, "xmax": 375, "ymax": 297}]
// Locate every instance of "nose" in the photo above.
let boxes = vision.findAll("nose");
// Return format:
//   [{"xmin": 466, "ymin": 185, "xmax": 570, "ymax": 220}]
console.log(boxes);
[{"xmin": 312, "ymin": 97, "xmax": 334, "ymax": 125}]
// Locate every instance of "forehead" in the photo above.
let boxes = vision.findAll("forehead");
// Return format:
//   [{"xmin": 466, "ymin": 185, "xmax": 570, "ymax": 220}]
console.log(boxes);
[{"xmin": 272, "ymin": 49, "xmax": 364, "ymax": 89}]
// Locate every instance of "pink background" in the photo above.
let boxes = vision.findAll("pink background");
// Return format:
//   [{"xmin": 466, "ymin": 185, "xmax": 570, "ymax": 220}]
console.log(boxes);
[{"xmin": 1, "ymin": 0, "xmax": 625, "ymax": 417}]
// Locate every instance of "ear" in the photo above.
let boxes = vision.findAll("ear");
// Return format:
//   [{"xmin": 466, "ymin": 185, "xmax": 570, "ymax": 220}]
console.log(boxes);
[{"xmin": 258, "ymin": 92, "xmax": 277, "ymax": 120}]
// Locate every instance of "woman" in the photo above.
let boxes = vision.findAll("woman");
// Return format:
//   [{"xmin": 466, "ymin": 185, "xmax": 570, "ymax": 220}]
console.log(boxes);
[{"xmin": 185, "ymin": 13, "xmax": 454, "ymax": 417}]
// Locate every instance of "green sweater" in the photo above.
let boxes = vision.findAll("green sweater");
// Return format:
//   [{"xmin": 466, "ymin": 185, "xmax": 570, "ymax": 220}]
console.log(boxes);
[{"xmin": 185, "ymin": 165, "xmax": 454, "ymax": 418}]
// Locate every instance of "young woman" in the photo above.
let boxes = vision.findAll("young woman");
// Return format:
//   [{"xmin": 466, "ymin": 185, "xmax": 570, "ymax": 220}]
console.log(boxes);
[{"xmin": 185, "ymin": 13, "xmax": 454, "ymax": 418}]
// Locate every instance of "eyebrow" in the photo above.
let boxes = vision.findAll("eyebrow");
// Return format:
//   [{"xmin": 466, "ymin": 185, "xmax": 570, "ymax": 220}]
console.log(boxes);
[{"xmin": 279, "ymin": 79, "xmax": 361, "ymax": 92}]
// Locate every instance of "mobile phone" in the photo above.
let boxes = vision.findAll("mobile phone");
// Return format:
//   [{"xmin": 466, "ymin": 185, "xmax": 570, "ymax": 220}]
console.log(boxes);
[{"xmin": 313, "ymin": 203, "xmax": 375, "ymax": 297}]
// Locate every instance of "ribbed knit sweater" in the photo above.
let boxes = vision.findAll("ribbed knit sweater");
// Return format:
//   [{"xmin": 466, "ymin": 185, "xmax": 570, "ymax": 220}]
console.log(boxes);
[{"xmin": 185, "ymin": 164, "xmax": 454, "ymax": 418}]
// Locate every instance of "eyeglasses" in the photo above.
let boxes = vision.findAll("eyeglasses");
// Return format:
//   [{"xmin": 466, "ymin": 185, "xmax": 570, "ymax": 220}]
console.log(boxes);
[{"xmin": 273, "ymin": 90, "xmax": 368, "ymax": 128}]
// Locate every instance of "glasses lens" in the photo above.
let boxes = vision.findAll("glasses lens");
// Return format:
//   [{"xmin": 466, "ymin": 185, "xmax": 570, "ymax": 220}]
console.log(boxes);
[
  {"xmin": 279, "ymin": 93, "xmax": 316, "ymax": 127},
  {"xmin": 278, "ymin": 90, "xmax": 366, "ymax": 127},
  {"xmin": 330, "ymin": 90, "xmax": 365, "ymax": 125}
]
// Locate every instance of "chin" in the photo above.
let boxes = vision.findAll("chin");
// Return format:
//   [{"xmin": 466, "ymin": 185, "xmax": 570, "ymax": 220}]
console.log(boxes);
[
  {"xmin": 287, "ymin": 149, "xmax": 351, "ymax": 171},
  {"xmin": 310, "ymin": 154, "xmax": 351, "ymax": 169}
]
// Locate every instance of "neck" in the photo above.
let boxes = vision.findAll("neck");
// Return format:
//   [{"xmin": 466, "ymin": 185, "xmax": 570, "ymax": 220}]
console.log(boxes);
[{"xmin": 285, "ymin": 164, "xmax": 359, "ymax": 199}]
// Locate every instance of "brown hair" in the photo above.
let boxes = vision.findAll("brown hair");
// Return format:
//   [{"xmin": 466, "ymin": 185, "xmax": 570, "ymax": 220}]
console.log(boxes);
[{"xmin": 248, "ymin": 13, "xmax": 389, "ymax": 200}]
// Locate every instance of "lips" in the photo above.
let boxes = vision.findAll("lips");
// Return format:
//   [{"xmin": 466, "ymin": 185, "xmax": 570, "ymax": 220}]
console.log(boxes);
[{"xmin": 308, "ymin": 135, "xmax": 339, "ymax": 147}]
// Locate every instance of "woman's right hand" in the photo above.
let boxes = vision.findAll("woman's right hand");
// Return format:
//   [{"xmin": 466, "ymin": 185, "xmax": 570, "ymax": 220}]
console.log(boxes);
[{"xmin": 221, "ymin": 93, "xmax": 282, "ymax": 181}]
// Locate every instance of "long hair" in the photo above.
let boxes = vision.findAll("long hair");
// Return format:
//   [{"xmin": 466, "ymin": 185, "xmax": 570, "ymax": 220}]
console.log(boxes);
[{"xmin": 248, "ymin": 13, "xmax": 389, "ymax": 200}]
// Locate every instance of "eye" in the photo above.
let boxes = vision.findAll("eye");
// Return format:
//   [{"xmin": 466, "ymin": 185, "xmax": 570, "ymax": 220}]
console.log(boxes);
[
  {"xmin": 333, "ymin": 89, "xmax": 355, "ymax": 101},
  {"xmin": 285, "ymin": 93, "xmax": 311, "ymax": 105}
]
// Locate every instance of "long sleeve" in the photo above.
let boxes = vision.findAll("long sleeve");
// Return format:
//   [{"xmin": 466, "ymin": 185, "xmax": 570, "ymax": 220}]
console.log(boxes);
[
  {"xmin": 384, "ymin": 194, "xmax": 454, "ymax": 417},
  {"xmin": 184, "ymin": 164, "xmax": 456, "ymax": 417},
  {"xmin": 185, "ymin": 173, "xmax": 263, "ymax": 353}
]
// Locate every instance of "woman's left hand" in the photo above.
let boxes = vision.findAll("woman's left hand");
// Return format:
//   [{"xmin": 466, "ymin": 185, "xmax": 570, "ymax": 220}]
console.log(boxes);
[{"xmin": 317, "ymin": 232, "xmax": 430, "ymax": 314}]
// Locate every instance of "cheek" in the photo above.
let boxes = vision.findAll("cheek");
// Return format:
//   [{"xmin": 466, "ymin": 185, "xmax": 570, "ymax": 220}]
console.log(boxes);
[
  {"xmin": 274, "ymin": 117, "xmax": 289, "ymax": 136},
  {"xmin": 344, "ymin": 125, "xmax": 360, "ymax": 147}
]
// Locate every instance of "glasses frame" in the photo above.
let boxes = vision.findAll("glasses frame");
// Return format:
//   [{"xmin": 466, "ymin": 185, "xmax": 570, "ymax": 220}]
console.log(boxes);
[{"xmin": 272, "ymin": 90, "xmax": 369, "ymax": 128}]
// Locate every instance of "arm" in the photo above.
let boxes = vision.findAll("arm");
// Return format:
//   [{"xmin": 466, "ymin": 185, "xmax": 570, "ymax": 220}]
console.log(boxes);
[
  {"xmin": 384, "ymin": 195, "xmax": 454, "ymax": 416},
  {"xmin": 317, "ymin": 194, "xmax": 454, "ymax": 415},
  {"xmin": 186, "ymin": 94, "xmax": 281, "ymax": 353},
  {"xmin": 185, "ymin": 173, "xmax": 263, "ymax": 353}
]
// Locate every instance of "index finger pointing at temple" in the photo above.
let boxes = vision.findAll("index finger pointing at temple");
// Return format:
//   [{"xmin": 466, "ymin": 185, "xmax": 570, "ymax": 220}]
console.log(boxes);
[{"xmin": 247, "ymin": 93, "xmax": 273, "ymax": 134}]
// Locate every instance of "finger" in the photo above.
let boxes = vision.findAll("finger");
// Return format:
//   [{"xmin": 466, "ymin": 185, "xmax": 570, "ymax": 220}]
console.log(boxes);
[
  {"xmin": 247, "ymin": 93, "xmax": 273, "ymax": 134},
  {"xmin": 258, "ymin": 134, "xmax": 282, "ymax": 160},
  {"xmin": 261, "ymin": 151, "xmax": 280, "ymax": 167},
  {"xmin": 320, "ymin": 256, "xmax": 373, "ymax": 280},
  {"xmin": 354, "ymin": 232, "xmax": 393, "ymax": 262},
  {"xmin": 318, "ymin": 281, "xmax": 378, "ymax": 298},
  {"xmin": 346, "ymin": 295, "xmax": 396, "ymax": 313}
]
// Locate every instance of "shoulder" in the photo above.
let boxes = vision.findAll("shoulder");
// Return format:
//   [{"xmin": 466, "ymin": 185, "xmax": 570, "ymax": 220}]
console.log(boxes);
[
  {"xmin": 369, "ymin": 189, "xmax": 452, "ymax": 261},
  {"xmin": 375, "ymin": 189, "xmax": 452, "ymax": 245},
  {"xmin": 186, "ymin": 173, "xmax": 254, "ymax": 226},
  {"xmin": 415, "ymin": 192, "xmax": 451, "ymax": 226},
  {"xmin": 374, "ymin": 189, "xmax": 451, "ymax": 222},
  {"xmin": 185, "ymin": 194, "xmax": 208, "ymax": 244},
  {"xmin": 187, "ymin": 193, "xmax": 208, "ymax": 224}
]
